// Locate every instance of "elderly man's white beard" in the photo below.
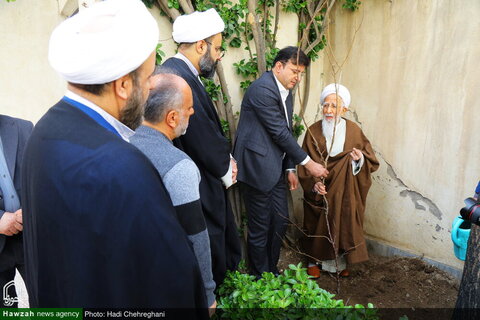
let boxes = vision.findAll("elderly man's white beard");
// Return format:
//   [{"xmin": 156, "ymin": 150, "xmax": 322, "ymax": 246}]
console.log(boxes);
[{"xmin": 322, "ymin": 115, "xmax": 340, "ymax": 140}]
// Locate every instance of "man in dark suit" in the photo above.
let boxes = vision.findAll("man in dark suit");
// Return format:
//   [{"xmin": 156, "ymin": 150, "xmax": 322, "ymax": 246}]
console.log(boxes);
[
  {"xmin": 233, "ymin": 47, "xmax": 329, "ymax": 277},
  {"xmin": 0, "ymin": 115, "xmax": 33, "ymax": 308},
  {"xmin": 21, "ymin": 1, "xmax": 208, "ymax": 314},
  {"xmin": 162, "ymin": 8, "xmax": 241, "ymax": 286}
]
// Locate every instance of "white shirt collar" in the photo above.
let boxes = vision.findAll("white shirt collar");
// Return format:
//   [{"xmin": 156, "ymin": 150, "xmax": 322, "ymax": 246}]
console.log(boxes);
[
  {"xmin": 174, "ymin": 52, "xmax": 199, "ymax": 77},
  {"xmin": 273, "ymin": 73, "xmax": 289, "ymax": 104},
  {"xmin": 65, "ymin": 90, "xmax": 135, "ymax": 142},
  {"xmin": 272, "ymin": 72, "xmax": 290, "ymax": 127}
]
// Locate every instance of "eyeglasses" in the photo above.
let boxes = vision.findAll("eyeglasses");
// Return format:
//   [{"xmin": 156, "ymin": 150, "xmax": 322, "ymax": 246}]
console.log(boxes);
[
  {"xmin": 322, "ymin": 103, "xmax": 343, "ymax": 109},
  {"xmin": 204, "ymin": 40, "xmax": 225, "ymax": 59}
]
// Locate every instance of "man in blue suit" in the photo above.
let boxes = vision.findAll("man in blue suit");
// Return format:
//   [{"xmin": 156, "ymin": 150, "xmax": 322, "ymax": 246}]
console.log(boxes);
[
  {"xmin": 234, "ymin": 47, "xmax": 329, "ymax": 277},
  {"xmin": 0, "ymin": 115, "xmax": 33, "ymax": 308}
]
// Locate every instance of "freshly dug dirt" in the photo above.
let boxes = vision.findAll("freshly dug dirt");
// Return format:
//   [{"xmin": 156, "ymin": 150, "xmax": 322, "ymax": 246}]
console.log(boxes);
[{"xmin": 278, "ymin": 248, "xmax": 460, "ymax": 309}]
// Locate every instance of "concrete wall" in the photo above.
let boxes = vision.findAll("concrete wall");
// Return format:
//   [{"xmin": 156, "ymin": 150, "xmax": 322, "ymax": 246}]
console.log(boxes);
[
  {"xmin": 323, "ymin": 0, "xmax": 480, "ymax": 270},
  {"xmin": 0, "ymin": 1, "xmax": 66, "ymax": 121}
]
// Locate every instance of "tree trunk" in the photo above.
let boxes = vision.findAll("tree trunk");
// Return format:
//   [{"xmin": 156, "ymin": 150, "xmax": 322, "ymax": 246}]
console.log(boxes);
[
  {"xmin": 216, "ymin": 62, "xmax": 237, "ymax": 142},
  {"xmin": 453, "ymin": 224, "xmax": 480, "ymax": 319},
  {"xmin": 213, "ymin": 80, "xmax": 227, "ymax": 121},
  {"xmin": 247, "ymin": 0, "xmax": 267, "ymax": 74},
  {"xmin": 228, "ymin": 185, "xmax": 247, "ymax": 259}
]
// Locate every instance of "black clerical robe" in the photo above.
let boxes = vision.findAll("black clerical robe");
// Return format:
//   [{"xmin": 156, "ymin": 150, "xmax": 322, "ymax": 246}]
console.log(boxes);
[
  {"xmin": 21, "ymin": 100, "xmax": 208, "ymax": 315},
  {"xmin": 162, "ymin": 57, "xmax": 241, "ymax": 285}
]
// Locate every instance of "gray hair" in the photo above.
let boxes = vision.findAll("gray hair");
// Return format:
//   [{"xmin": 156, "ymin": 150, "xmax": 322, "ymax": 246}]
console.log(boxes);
[{"xmin": 144, "ymin": 67, "xmax": 184, "ymax": 124}]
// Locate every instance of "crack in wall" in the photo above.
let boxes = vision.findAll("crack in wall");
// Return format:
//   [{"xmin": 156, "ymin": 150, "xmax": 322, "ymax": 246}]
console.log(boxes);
[
  {"xmin": 349, "ymin": 113, "xmax": 444, "ymax": 222},
  {"xmin": 378, "ymin": 151, "xmax": 444, "ymax": 221},
  {"xmin": 350, "ymin": 109, "xmax": 363, "ymax": 127}
]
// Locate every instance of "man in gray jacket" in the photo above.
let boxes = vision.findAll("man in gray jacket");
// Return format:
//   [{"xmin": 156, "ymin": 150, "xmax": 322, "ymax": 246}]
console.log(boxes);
[{"xmin": 131, "ymin": 72, "xmax": 216, "ymax": 314}]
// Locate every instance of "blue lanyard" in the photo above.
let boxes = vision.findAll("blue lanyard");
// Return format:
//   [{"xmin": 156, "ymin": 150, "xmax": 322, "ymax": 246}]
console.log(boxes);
[{"xmin": 62, "ymin": 96, "xmax": 122, "ymax": 139}]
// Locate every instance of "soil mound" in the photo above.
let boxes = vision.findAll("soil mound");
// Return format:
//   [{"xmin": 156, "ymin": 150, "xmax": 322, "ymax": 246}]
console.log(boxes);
[{"xmin": 278, "ymin": 249, "xmax": 459, "ymax": 308}]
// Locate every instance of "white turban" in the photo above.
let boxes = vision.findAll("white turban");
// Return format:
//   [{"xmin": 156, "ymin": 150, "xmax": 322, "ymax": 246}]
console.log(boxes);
[
  {"xmin": 172, "ymin": 8, "xmax": 225, "ymax": 43},
  {"xmin": 48, "ymin": 0, "xmax": 159, "ymax": 85},
  {"xmin": 320, "ymin": 83, "xmax": 351, "ymax": 109}
]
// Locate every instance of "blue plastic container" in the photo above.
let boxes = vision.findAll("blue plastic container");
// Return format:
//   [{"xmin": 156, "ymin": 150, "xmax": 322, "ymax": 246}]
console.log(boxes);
[{"xmin": 451, "ymin": 216, "xmax": 471, "ymax": 261}]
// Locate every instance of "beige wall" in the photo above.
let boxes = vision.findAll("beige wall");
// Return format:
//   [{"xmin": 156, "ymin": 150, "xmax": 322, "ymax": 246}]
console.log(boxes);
[
  {"xmin": 323, "ymin": 0, "xmax": 480, "ymax": 269},
  {"xmin": 0, "ymin": 1, "xmax": 66, "ymax": 121}
]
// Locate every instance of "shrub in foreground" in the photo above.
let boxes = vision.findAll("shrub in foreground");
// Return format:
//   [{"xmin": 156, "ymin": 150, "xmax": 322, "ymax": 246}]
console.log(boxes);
[{"xmin": 216, "ymin": 263, "xmax": 378, "ymax": 320}]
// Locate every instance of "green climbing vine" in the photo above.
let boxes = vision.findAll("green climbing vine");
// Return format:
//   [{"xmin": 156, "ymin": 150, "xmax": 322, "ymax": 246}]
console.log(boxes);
[{"xmin": 343, "ymin": 0, "xmax": 361, "ymax": 11}]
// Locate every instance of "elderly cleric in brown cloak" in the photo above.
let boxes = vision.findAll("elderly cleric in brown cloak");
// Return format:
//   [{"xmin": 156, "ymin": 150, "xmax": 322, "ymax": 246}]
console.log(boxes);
[{"xmin": 298, "ymin": 83, "xmax": 379, "ymax": 278}]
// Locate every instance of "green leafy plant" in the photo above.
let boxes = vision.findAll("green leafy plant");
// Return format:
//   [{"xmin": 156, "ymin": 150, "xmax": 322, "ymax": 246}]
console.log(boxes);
[
  {"xmin": 234, "ymin": 47, "xmax": 279, "ymax": 92},
  {"xmin": 220, "ymin": 119, "xmax": 231, "ymax": 141},
  {"xmin": 201, "ymin": 77, "xmax": 228, "ymax": 104},
  {"xmin": 343, "ymin": 0, "xmax": 361, "ymax": 11},
  {"xmin": 216, "ymin": 263, "xmax": 378, "ymax": 319},
  {"xmin": 167, "ymin": 0, "xmax": 180, "ymax": 9},
  {"xmin": 292, "ymin": 113, "xmax": 305, "ymax": 139},
  {"xmin": 142, "ymin": 0, "xmax": 155, "ymax": 8},
  {"xmin": 155, "ymin": 43, "xmax": 166, "ymax": 65}
]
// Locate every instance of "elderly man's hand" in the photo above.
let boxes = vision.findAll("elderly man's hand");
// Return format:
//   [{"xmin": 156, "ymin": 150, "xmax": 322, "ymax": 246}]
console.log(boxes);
[
  {"xmin": 304, "ymin": 160, "xmax": 329, "ymax": 178},
  {"xmin": 313, "ymin": 181, "xmax": 327, "ymax": 195},
  {"xmin": 350, "ymin": 148, "xmax": 363, "ymax": 162},
  {"xmin": 0, "ymin": 209, "xmax": 23, "ymax": 236}
]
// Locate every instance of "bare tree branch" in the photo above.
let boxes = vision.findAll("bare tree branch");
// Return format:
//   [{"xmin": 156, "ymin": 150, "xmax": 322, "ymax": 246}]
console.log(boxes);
[
  {"xmin": 272, "ymin": 0, "xmax": 280, "ymax": 48},
  {"xmin": 263, "ymin": 3, "xmax": 268, "ymax": 43}
]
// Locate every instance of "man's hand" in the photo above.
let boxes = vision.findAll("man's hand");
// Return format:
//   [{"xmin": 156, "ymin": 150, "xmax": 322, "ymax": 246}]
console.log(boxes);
[
  {"xmin": 209, "ymin": 300, "xmax": 217, "ymax": 317},
  {"xmin": 304, "ymin": 160, "xmax": 329, "ymax": 178},
  {"xmin": 15, "ymin": 209, "xmax": 22, "ymax": 224},
  {"xmin": 287, "ymin": 171, "xmax": 298, "ymax": 190},
  {"xmin": 0, "ymin": 209, "xmax": 23, "ymax": 236},
  {"xmin": 231, "ymin": 158, "xmax": 238, "ymax": 184},
  {"xmin": 313, "ymin": 181, "xmax": 327, "ymax": 195},
  {"xmin": 350, "ymin": 148, "xmax": 363, "ymax": 161}
]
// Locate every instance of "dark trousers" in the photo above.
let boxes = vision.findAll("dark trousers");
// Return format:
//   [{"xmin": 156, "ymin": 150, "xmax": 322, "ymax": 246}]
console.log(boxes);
[
  {"xmin": 206, "ymin": 203, "xmax": 242, "ymax": 286},
  {"xmin": 0, "ymin": 235, "xmax": 25, "ymax": 308},
  {"xmin": 243, "ymin": 176, "xmax": 289, "ymax": 277}
]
